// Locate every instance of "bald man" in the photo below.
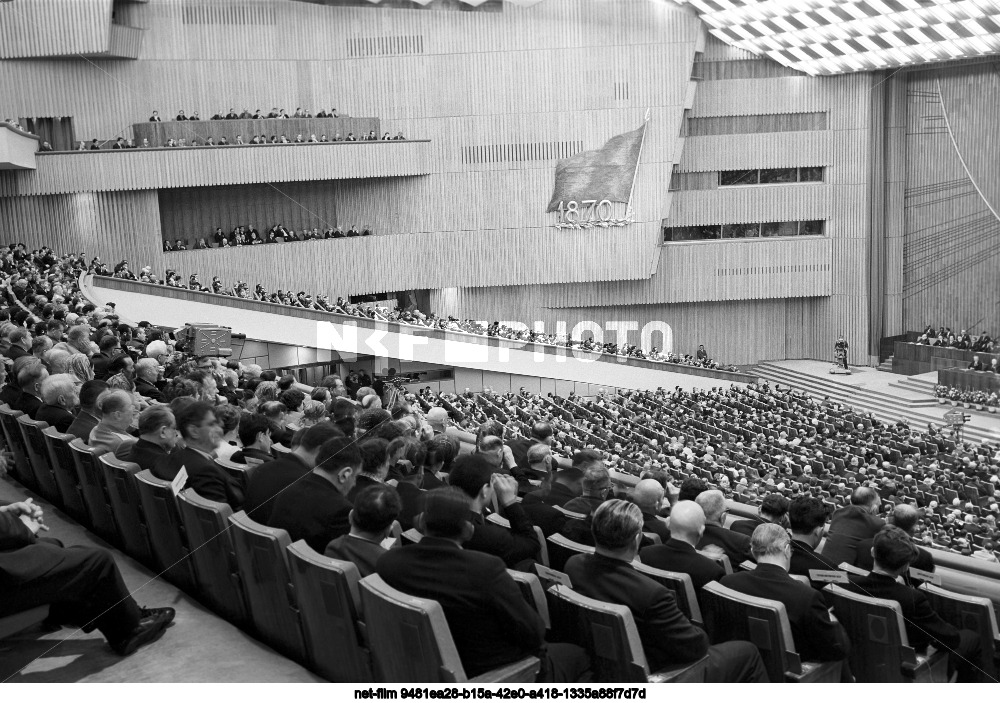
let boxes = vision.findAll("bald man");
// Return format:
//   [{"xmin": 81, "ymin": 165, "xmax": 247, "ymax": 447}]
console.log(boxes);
[
  {"xmin": 854, "ymin": 503, "xmax": 935, "ymax": 573},
  {"xmin": 631, "ymin": 479, "xmax": 670, "ymax": 543},
  {"xmin": 639, "ymin": 500, "xmax": 724, "ymax": 591},
  {"xmin": 696, "ymin": 489, "xmax": 753, "ymax": 566}
]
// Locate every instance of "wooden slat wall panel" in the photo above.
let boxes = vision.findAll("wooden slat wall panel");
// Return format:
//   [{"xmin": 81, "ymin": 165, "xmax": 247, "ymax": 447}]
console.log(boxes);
[
  {"xmin": 0, "ymin": 0, "xmax": 111, "ymax": 58},
  {"xmin": 882, "ymin": 73, "xmax": 909, "ymax": 336},
  {"xmin": 0, "ymin": 141, "xmax": 434, "ymax": 196},
  {"xmin": 685, "ymin": 111, "xmax": 827, "ymax": 136},
  {"xmin": 106, "ymin": 24, "xmax": 145, "ymax": 60},
  {"xmin": 680, "ymin": 131, "xmax": 833, "ymax": 171},
  {"xmin": 154, "ymin": 223, "xmax": 655, "ymax": 296},
  {"xmin": 0, "ymin": 190, "xmax": 161, "ymax": 265},
  {"xmin": 693, "ymin": 74, "xmax": 869, "ymax": 125},
  {"xmin": 902, "ymin": 69, "xmax": 1000, "ymax": 335},
  {"xmin": 698, "ymin": 34, "xmax": 761, "ymax": 62}
]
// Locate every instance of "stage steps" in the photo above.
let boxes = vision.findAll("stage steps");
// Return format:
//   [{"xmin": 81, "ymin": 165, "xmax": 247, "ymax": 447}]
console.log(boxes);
[{"xmin": 752, "ymin": 362, "xmax": 993, "ymax": 443}]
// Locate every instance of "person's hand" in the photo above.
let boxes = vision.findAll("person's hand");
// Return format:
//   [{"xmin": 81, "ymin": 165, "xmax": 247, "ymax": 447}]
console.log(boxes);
[
  {"xmin": 492, "ymin": 473, "xmax": 519, "ymax": 507},
  {"xmin": 1, "ymin": 498, "xmax": 43, "ymax": 521},
  {"xmin": 19, "ymin": 514, "xmax": 47, "ymax": 534}
]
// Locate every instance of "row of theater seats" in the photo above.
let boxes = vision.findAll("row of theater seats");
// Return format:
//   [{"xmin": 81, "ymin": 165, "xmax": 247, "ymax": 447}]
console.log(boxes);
[
  {"xmin": 4, "ymin": 394, "xmax": 998, "ymax": 683},
  {"xmin": 0, "ymin": 403, "xmax": 545, "ymax": 682}
]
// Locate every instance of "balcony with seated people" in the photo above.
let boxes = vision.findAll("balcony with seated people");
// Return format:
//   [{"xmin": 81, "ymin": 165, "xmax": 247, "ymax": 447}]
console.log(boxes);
[{"xmin": 0, "ymin": 133, "xmax": 432, "ymax": 196}]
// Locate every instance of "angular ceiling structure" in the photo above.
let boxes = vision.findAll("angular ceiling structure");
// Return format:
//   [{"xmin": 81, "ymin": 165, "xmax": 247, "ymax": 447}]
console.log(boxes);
[{"xmin": 673, "ymin": 0, "xmax": 1000, "ymax": 75}]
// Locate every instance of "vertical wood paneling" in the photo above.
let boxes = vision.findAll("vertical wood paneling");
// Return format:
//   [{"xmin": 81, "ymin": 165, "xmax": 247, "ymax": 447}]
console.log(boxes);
[{"xmin": 0, "ymin": 0, "xmax": 112, "ymax": 58}]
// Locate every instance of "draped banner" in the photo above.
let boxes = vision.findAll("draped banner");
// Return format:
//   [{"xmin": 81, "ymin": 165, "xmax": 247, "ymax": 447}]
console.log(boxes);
[{"xmin": 546, "ymin": 123, "xmax": 646, "ymax": 214}]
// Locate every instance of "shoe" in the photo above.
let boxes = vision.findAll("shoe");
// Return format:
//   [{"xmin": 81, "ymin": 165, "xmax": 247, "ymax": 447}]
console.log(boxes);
[{"xmin": 111, "ymin": 607, "xmax": 175, "ymax": 656}]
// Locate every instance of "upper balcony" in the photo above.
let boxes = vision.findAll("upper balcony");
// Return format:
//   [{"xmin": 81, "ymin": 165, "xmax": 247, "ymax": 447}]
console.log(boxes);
[
  {"xmin": 0, "ymin": 123, "xmax": 40, "ymax": 170},
  {"xmin": 0, "ymin": 139, "xmax": 434, "ymax": 196}
]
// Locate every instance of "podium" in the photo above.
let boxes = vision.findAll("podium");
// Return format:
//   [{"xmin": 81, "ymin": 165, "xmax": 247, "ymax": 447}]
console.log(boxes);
[{"xmin": 831, "ymin": 340, "xmax": 850, "ymax": 375}]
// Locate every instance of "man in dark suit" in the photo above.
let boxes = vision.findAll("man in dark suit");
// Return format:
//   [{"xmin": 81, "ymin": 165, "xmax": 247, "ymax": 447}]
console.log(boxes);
[
  {"xmin": 91, "ymin": 335, "xmax": 121, "ymax": 380},
  {"xmin": 66, "ymin": 380, "xmax": 107, "ymax": 441},
  {"xmin": 134, "ymin": 359, "xmax": 164, "ymax": 403},
  {"xmin": 376, "ymin": 487, "xmax": 589, "ymax": 682},
  {"xmin": 35, "ymin": 373, "xmax": 78, "ymax": 433},
  {"xmin": 6, "ymin": 328, "xmax": 31, "ymax": 360},
  {"xmin": 118, "ymin": 405, "xmax": 178, "ymax": 478},
  {"xmin": 447, "ymin": 454, "xmax": 539, "ymax": 568},
  {"xmin": 507, "ymin": 421, "xmax": 554, "ymax": 470},
  {"xmin": 730, "ymin": 493, "xmax": 788, "ymax": 537},
  {"xmin": 820, "ymin": 487, "xmax": 884, "ymax": 567},
  {"xmin": 244, "ymin": 423, "xmax": 342, "ymax": 524},
  {"xmin": 721, "ymin": 524, "xmax": 849, "ymax": 670},
  {"xmin": 696, "ymin": 489, "xmax": 753, "ymax": 566},
  {"xmin": 847, "ymin": 526, "xmax": 983, "ymax": 682},
  {"xmin": 11, "ymin": 358, "xmax": 47, "ymax": 419},
  {"xmin": 565, "ymin": 500, "xmax": 768, "ymax": 682},
  {"xmin": 854, "ymin": 503, "xmax": 934, "ymax": 573},
  {"xmin": 787, "ymin": 496, "xmax": 841, "ymax": 587},
  {"xmin": 230, "ymin": 413, "xmax": 276, "ymax": 465},
  {"xmin": 639, "ymin": 500, "xmax": 723, "ymax": 591},
  {"xmin": 168, "ymin": 402, "xmax": 243, "ymax": 510},
  {"xmin": 325, "ymin": 483, "xmax": 401, "ymax": 577},
  {"xmin": 0, "ymin": 489, "xmax": 174, "ymax": 655},
  {"xmin": 522, "ymin": 466, "xmax": 583, "ymax": 507},
  {"xmin": 268, "ymin": 436, "xmax": 360, "ymax": 552}
]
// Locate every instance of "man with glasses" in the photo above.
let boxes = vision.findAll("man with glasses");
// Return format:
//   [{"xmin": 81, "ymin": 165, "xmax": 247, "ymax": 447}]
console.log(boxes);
[
  {"xmin": 168, "ymin": 401, "xmax": 242, "ymax": 509},
  {"xmin": 120, "ymin": 405, "xmax": 180, "ymax": 478}
]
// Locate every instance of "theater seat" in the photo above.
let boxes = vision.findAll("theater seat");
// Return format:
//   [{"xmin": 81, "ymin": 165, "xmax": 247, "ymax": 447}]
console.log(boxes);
[
  {"xmin": 698, "ymin": 549, "xmax": 733, "ymax": 575},
  {"xmin": 700, "ymin": 582, "xmax": 842, "ymax": 683},
  {"xmin": 485, "ymin": 513, "xmax": 548, "ymax": 566},
  {"xmin": 42, "ymin": 427, "xmax": 87, "ymax": 522},
  {"xmin": 97, "ymin": 454, "xmax": 153, "ymax": 565},
  {"xmin": 133, "ymin": 469, "xmax": 198, "ymax": 593},
  {"xmin": 16, "ymin": 416, "xmax": 59, "ymax": 503},
  {"xmin": 359, "ymin": 573, "xmax": 540, "ymax": 683},
  {"xmin": 68, "ymin": 438, "xmax": 118, "ymax": 544},
  {"xmin": 921, "ymin": 582, "xmax": 1000, "ymax": 680},
  {"xmin": 176, "ymin": 488, "xmax": 249, "ymax": 626},
  {"xmin": 228, "ymin": 511, "xmax": 307, "ymax": 663},
  {"xmin": 0, "ymin": 406, "xmax": 32, "ymax": 490},
  {"xmin": 546, "ymin": 533, "xmax": 593, "ymax": 571},
  {"xmin": 547, "ymin": 584, "xmax": 708, "ymax": 683},
  {"xmin": 286, "ymin": 541, "xmax": 373, "ymax": 682},
  {"xmin": 214, "ymin": 457, "xmax": 257, "ymax": 495},
  {"xmin": 823, "ymin": 584, "xmax": 948, "ymax": 682},
  {"xmin": 632, "ymin": 562, "xmax": 703, "ymax": 626},
  {"xmin": 507, "ymin": 570, "xmax": 550, "ymax": 629}
]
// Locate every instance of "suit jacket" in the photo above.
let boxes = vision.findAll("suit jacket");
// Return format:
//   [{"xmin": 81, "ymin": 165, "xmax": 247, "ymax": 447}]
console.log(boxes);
[
  {"xmin": 6, "ymin": 344, "xmax": 28, "ymax": 361},
  {"xmin": 466, "ymin": 502, "xmax": 539, "ymax": 568},
  {"xmin": 376, "ymin": 537, "xmax": 545, "ymax": 678},
  {"xmin": 230, "ymin": 447, "xmax": 272, "ymax": 465},
  {"xmin": 642, "ymin": 512, "xmax": 671, "ymax": 543},
  {"xmin": 721, "ymin": 564, "xmax": 846, "ymax": 662},
  {"xmin": 562, "ymin": 494, "xmax": 606, "ymax": 517},
  {"xmin": 854, "ymin": 537, "xmax": 935, "ymax": 573},
  {"xmin": 244, "ymin": 453, "xmax": 312, "ymax": 524},
  {"xmin": 347, "ymin": 474, "xmax": 381, "ymax": 502},
  {"xmin": 820, "ymin": 506, "xmax": 884, "ymax": 567},
  {"xmin": 522, "ymin": 481, "xmax": 577, "ymax": 508},
  {"xmin": 11, "ymin": 392, "xmax": 42, "ymax": 419},
  {"xmin": 66, "ymin": 410, "xmax": 100, "ymax": 442},
  {"xmin": 520, "ymin": 501, "xmax": 567, "ymax": 537},
  {"xmin": 565, "ymin": 552, "xmax": 709, "ymax": 671},
  {"xmin": 119, "ymin": 438, "xmax": 174, "ymax": 479},
  {"xmin": 697, "ymin": 523, "xmax": 753, "ymax": 567},
  {"xmin": 171, "ymin": 447, "xmax": 243, "ymax": 510},
  {"xmin": 639, "ymin": 538, "xmax": 724, "ymax": 591},
  {"xmin": 846, "ymin": 572, "xmax": 959, "ymax": 651},
  {"xmin": 324, "ymin": 534, "xmax": 386, "ymax": 578},
  {"xmin": 34, "ymin": 404, "xmax": 73, "ymax": 433},
  {"xmin": 789, "ymin": 539, "xmax": 842, "ymax": 588},
  {"xmin": 135, "ymin": 378, "xmax": 164, "ymax": 402},
  {"xmin": 88, "ymin": 422, "xmax": 136, "ymax": 456},
  {"xmin": 729, "ymin": 516, "xmax": 765, "ymax": 537},
  {"xmin": 0, "ymin": 384, "xmax": 21, "ymax": 408},
  {"xmin": 268, "ymin": 472, "xmax": 352, "ymax": 553}
]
